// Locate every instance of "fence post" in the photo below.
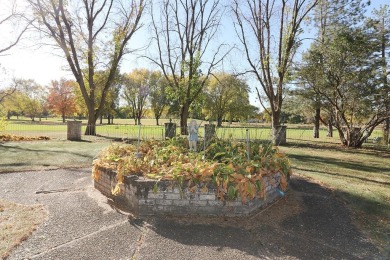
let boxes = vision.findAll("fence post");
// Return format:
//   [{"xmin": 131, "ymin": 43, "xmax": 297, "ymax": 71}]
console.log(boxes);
[
  {"xmin": 136, "ymin": 124, "xmax": 142, "ymax": 158},
  {"xmin": 246, "ymin": 128, "xmax": 250, "ymax": 160},
  {"xmin": 164, "ymin": 120, "xmax": 176, "ymax": 139}
]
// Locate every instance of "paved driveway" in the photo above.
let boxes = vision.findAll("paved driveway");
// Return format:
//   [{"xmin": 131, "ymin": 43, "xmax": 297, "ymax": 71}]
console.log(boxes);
[{"xmin": 0, "ymin": 169, "xmax": 385, "ymax": 259}]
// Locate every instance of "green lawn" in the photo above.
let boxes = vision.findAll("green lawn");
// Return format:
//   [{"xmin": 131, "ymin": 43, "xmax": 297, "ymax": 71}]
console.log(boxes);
[
  {"xmin": 279, "ymin": 143, "xmax": 390, "ymax": 251},
  {"xmin": 0, "ymin": 141, "xmax": 110, "ymax": 173}
]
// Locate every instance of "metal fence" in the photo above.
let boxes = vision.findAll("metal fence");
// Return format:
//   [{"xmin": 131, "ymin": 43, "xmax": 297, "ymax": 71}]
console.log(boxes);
[{"xmin": 1, "ymin": 122, "xmax": 388, "ymax": 149}]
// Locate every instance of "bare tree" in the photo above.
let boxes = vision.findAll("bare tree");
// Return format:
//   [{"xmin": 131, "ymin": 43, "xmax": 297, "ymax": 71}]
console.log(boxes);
[
  {"xmin": 0, "ymin": 0, "xmax": 32, "ymax": 103},
  {"xmin": 147, "ymin": 0, "xmax": 230, "ymax": 134},
  {"xmin": 0, "ymin": 78, "xmax": 18, "ymax": 106},
  {"xmin": 233, "ymin": 0, "xmax": 318, "ymax": 144},
  {"xmin": 28, "ymin": 0, "xmax": 144, "ymax": 135},
  {"xmin": 0, "ymin": 0, "xmax": 32, "ymax": 54}
]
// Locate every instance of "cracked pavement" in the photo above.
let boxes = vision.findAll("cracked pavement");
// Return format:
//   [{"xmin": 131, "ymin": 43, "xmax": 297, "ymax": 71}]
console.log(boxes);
[{"xmin": 0, "ymin": 168, "xmax": 386, "ymax": 259}]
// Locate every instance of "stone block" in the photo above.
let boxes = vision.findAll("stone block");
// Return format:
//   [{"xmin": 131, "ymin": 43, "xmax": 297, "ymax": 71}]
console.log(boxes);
[
  {"xmin": 189, "ymin": 200, "xmax": 208, "ymax": 207},
  {"xmin": 147, "ymin": 193, "xmax": 164, "ymax": 199},
  {"xmin": 172, "ymin": 200, "xmax": 190, "ymax": 206},
  {"xmin": 225, "ymin": 201, "xmax": 242, "ymax": 207},
  {"xmin": 138, "ymin": 199, "xmax": 155, "ymax": 205},
  {"xmin": 164, "ymin": 193, "xmax": 182, "ymax": 200},
  {"xmin": 139, "ymin": 205, "xmax": 154, "ymax": 215},
  {"xmin": 199, "ymin": 194, "xmax": 216, "ymax": 200},
  {"xmin": 156, "ymin": 199, "xmax": 173, "ymax": 206},
  {"xmin": 207, "ymin": 200, "xmax": 223, "ymax": 207}
]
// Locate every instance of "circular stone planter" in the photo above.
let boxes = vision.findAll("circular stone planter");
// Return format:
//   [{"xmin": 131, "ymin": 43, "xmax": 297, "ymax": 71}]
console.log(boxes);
[{"xmin": 93, "ymin": 166, "xmax": 285, "ymax": 217}]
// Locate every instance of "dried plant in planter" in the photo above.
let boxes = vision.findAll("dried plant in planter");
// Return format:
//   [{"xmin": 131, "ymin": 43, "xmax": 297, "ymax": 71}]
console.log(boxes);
[{"xmin": 93, "ymin": 138, "xmax": 292, "ymax": 202}]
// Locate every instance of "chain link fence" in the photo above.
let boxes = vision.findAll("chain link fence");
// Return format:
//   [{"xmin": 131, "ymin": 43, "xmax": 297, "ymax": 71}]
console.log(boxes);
[{"xmin": 1, "ymin": 122, "xmax": 388, "ymax": 149}]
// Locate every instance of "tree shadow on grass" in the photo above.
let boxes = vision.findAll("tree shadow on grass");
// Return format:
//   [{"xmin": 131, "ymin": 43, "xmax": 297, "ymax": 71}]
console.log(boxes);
[
  {"xmin": 293, "ymin": 165, "xmax": 390, "ymax": 186},
  {"xmin": 0, "ymin": 143, "xmax": 99, "ymax": 159},
  {"xmin": 289, "ymin": 153, "xmax": 390, "ymax": 178},
  {"xmin": 285, "ymin": 142, "xmax": 390, "ymax": 158}
]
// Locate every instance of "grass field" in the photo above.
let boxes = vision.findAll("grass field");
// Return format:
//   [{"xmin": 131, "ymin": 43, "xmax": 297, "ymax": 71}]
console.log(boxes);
[
  {"xmin": 279, "ymin": 143, "xmax": 390, "ymax": 252},
  {"xmin": 2, "ymin": 117, "xmax": 386, "ymax": 148}
]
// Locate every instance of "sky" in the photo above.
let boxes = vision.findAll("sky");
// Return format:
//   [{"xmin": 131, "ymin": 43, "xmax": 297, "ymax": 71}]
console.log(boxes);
[{"xmin": 0, "ymin": 0, "xmax": 388, "ymax": 107}]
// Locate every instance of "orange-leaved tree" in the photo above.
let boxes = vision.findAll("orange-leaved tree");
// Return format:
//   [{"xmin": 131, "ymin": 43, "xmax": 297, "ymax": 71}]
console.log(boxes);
[{"xmin": 47, "ymin": 79, "xmax": 77, "ymax": 123}]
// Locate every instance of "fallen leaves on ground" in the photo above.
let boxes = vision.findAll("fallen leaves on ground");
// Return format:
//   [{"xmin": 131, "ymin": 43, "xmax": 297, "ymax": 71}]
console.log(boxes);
[
  {"xmin": 0, "ymin": 134, "xmax": 50, "ymax": 142},
  {"xmin": 0, "ymin": 199, "xmax": 47, "ymax": 259}
]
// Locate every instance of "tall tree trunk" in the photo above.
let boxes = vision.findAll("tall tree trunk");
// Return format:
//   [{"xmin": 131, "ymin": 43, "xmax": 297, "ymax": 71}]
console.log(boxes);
[
  {"xmin": 156, "ymin": 116, "xmax": 160, "ymax": 126},
  {"xmin": 180, "ymin": 104, "xmax": 190, "ymax": 135},
  {"xmin": 85, "ymin": 113, "xmax": 96, "ymax": 135},
  {"xmin": 217, "ymin": 116, "xmax": 223, "ymax": 127},
  {"xmin": 383, "ymin": 119, "xmax": 389, "ymax": 145},
  {"xmin": 62, "ymin": 113, "xmax": 66, "ymax": 123},
  {"xmin": 99, "ymin": 115, "xmax": 103, "ymax": 125},
  {"xmin": 327, "ymin": 118, "xmax": 333, "ymax": 137},
  {"xmin": 336, "ymin": 127, "xmax": 347, "ymax": 146},
  {"xmin": 313, "ymin": 107, "xmax": 320, "ymax": 138},
  {"xmin": 271, "ymin": 111, "xmax": 280, "ymax": 130},
  {"xmin": 271, "ymin": 110, "xmax": 282, "ymax": 145}
]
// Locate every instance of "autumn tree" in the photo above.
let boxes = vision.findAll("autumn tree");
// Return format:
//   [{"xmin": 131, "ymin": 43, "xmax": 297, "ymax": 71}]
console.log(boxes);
[
  {"xmin": 47, "ymin": 78, "xmax": 77, "ymax": 123},
  {"xmin": 16, "ymin": 79, "xmax": 47, "ymax": 121},
  {"xmin": 100, "ymin": 83, "xmax": 120, "ymax": 125},
  {"xmin": 148, "ymin": 0, "xmax": 229, "ymax": 134},
  {"xmin": 149, "ymin": 74, "xmax": 169, "ymax": 125},
  {"xmin": 122, "ymin": 69, "xmax": 159, "ymax": 125},
  {"xmin": 90, "ymin": 70, "xmax": 121, "ymax": 125},
  {"xmin": 203, "ymin": 73, "xmax": 251, "ymax": 126},
  {"xmin": 0, "ymin": 78, "xmax": 19, "ymax": 108},
  {"xmin": 233, "ymin": 0, "xmax": 318, "ymax": 145},
  {"xmin": 72, "ymin": 83, "xmax": 88, "ymax": 120},
  {"xmin": 1, "ymin": 84, "xmax": 25, "ymax": 119},
  {"xmin": 28, "ymin": 0, "xmax": 144, "ymax": 135}
]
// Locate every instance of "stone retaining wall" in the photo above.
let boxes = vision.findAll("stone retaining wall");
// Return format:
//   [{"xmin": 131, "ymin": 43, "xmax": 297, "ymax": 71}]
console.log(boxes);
[{"xmin": 93, "ymin": 166, "xmax": 283, "ymax": 217}]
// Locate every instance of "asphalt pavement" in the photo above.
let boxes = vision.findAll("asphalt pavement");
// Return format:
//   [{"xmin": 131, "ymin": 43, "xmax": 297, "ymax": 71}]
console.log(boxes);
[{"xmin": 0, "ymin": 168, "xmax": 386, "ymax": 260}]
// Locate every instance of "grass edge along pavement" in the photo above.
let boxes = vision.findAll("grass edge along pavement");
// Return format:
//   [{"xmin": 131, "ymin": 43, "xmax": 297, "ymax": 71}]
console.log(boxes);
[
  {"xmin": 279, "ymin": 143, "xmax": 390, "ymax": 255},
  {"xmin": 0, "ymin": 137, "xmax": 389, "ymax": 257}
]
